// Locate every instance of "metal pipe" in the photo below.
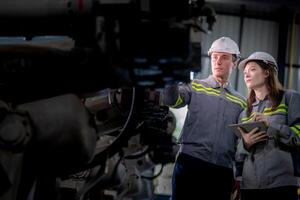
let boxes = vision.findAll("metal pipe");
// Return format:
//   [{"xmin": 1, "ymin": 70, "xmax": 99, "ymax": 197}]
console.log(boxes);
[{"xmin": 288, "ymin": 12, "xmax": 297, "ymax": 89}]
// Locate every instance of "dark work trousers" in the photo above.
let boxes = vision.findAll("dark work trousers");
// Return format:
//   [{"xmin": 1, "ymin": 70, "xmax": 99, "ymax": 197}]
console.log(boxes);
[
  {"xmin": 241, "ymin": 186, "xmax": 298, "ymax": 200},
  {"xmin": 171, "ymin": 153, "xmax": 234, "ymax": 200}
]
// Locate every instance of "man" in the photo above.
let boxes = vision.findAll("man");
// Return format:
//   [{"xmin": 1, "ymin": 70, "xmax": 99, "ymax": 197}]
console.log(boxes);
[{"xmin": 162, "ymin": 37, "xmax": 246, "ymax": 200}]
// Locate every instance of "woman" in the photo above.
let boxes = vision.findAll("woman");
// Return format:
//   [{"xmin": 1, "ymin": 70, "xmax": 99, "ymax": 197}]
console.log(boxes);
[{"xmin": 236, "ymin": 52, "xmax": 300, "ymax": 200}]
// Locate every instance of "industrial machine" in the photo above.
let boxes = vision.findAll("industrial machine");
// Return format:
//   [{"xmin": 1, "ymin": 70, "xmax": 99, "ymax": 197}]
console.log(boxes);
[{"xmin": 0, "ymin": 1, "xmax": 216, "ymax": 199}]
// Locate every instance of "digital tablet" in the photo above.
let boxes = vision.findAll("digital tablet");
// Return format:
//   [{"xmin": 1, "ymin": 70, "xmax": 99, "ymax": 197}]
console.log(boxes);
[{"xmin": 228, "ymin": 121, "xmax": 268, "ymax": 137}]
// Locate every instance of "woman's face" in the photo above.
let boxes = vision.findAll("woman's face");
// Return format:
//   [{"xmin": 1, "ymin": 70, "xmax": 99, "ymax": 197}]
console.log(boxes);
[{"xmin": 243, "ymin": 61, "xmax": 269, "ymax": 90}]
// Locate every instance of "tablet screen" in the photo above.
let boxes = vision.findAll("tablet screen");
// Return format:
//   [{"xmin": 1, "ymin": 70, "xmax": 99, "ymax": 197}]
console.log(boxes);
[{"xmin": 228, "ymin": 121, "xmax": 267, "ymax": 137}]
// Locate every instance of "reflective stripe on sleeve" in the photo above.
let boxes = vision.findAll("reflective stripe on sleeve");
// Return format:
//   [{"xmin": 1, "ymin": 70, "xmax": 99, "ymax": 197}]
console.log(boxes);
[
  {"xmin": 242, "ymin": 104, "xmax": 288, "ymax": 122},
  {"xmin": 241, "ymin": 112, "xmax": 255, "ymax": 123},
  {"xmin": 291, "ymin": 124, "xmax": 300, "ymax": 137},
  {"xmin": 225, "ymin": 93, "xmax": 246, "ymax": 109},
  {"xmin": 263, "ymin": 104, "xmax": 288, "ymax": 115},
  {"xmin": 170, "ymin": 95, "xmax": 183, "ymax": 108},
  {"xmin": 191, "ymin": 82, "xmax": 220, "ymax": 97}
]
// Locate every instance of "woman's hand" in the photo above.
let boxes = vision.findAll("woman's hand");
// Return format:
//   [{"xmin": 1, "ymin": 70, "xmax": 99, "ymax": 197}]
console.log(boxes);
[
  {"xmin": 238, "ymin": 127, "xmax": 268, "ymax": 150},
  {"xmin": 253, "ymin": 113, "xmax": 270, "ymax": 127}
]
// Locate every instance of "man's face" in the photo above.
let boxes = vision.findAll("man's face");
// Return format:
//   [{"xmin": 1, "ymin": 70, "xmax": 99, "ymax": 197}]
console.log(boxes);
[{"xmin": 211, "ymin": 52, "xmax": 235, "ymax": 80}]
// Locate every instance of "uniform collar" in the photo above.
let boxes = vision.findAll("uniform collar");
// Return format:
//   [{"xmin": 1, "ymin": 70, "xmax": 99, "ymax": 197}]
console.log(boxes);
[
  {"xmin": 206, "ymin": 75, "xmax": 235, "ymax": 93},
  {"xmin": 252, "ymin": 95, "xmax": 269, "ymax": 106},
  {"xmin": 206, "ymin": 75, "xmax": 222, "ymax": 88}
]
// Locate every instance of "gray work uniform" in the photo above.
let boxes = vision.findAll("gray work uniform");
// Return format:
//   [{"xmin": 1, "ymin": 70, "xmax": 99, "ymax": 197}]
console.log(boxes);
[
  {"xmin": 236, "ymin": 89, "xmax": 300, "ymax": 189},
  {"xmin": 162, "ymin": 75, "xmax": 246, "ymax": 169}
]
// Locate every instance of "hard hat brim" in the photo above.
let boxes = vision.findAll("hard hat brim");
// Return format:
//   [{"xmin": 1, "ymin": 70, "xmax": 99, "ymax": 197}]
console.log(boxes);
[
  {"xmin": 238, "ymin": 58, "xmax": 278, "ymax": 72},
  {"xmin": 238, "ymin": 58, "xmax": 257, "ymax": 70}
]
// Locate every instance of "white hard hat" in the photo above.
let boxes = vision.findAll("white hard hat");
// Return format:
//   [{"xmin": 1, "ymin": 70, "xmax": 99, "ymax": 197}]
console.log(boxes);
[
  {"xmin": 238, "ymin": 52, "xmax": 278, "ymax": 72},
  {"xmin": 208, "ymin": 37, "xmax": 240, "ymax": 56}
]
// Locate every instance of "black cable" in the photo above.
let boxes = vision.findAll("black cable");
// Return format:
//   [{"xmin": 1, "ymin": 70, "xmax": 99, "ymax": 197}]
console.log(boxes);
[{"xmin": 141, "ymin": 164, "xmax": 164, "ymax": 180}]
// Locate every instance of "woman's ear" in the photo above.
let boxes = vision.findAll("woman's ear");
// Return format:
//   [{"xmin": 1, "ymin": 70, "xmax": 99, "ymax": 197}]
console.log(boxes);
[{"xmin": 264, "ymin": 70, "xmax": 270, "ymax": 78}]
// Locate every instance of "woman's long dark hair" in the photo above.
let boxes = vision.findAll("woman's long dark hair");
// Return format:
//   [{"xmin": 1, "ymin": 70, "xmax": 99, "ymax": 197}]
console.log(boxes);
[{"xmin": 246, "ymin": 60, "xmax": 285, "ymax": 116}]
